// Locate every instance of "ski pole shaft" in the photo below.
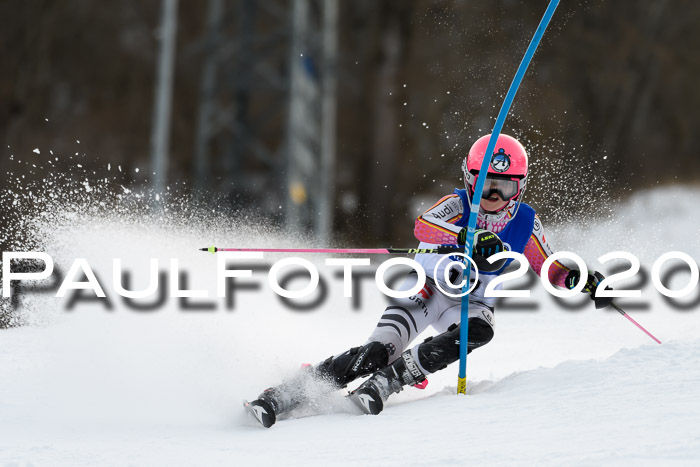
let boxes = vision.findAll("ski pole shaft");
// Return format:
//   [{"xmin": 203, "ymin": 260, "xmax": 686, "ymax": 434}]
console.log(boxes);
[
  {"xmin": 199, "ymin": 246, "xmax": 464, "ymax": 255},
  {"xmin": 610, "ymin": 302, "xmax": 662, "ymax": 344}
]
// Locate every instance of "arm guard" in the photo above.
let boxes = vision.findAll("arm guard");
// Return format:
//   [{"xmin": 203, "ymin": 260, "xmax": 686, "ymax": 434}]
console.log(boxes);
[{"xmin": 414, "ymin": 194, "xmax": 464, "ymax": 244}]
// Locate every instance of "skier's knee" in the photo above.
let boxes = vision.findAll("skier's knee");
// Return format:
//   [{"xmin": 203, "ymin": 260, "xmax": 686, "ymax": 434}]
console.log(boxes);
[
  {"xmin": 315, "ymin": 341, "xmax": 389, "ymax": 388},
  {"xmin": 415, "ymin": 319, "xmax": 494, "ymax": 374},
  {"xmin": 415, "ymin": 329, "xmax": 460, "ymax": 374},
  {"xmin": 468, "ymin": 319, "xmax": 494, "ymax": 350}
]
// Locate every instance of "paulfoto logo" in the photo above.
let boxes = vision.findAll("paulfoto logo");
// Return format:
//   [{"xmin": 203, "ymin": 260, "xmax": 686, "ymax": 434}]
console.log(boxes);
[{"xmin": 2, "ymin": 250, "xmax": 699, "ymax": 310}]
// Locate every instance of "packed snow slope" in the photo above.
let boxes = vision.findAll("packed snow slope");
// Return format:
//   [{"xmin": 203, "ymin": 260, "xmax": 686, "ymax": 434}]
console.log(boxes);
[{"xmin": 1, "ymin": 186, "xmax": 700, "ymax": 466}]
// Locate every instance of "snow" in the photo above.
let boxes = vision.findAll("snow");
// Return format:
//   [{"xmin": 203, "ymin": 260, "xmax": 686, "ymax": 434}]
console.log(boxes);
[{"xmin": 1, "ymin": 187, "xmax": 700, "ymax": 466}]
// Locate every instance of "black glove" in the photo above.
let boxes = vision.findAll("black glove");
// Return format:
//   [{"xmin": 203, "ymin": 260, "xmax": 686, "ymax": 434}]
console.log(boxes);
[
  {"xmin": 457, "ymin": 228, "xmax": 506, "ymax": 273},
  {"xmin": 565, "ymin": 269, "xmax": 613, "ymax": 309}
]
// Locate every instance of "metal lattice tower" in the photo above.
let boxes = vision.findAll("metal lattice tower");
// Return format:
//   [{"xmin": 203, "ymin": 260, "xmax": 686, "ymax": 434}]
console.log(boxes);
[{"xmin": 193, "ymin": 0, "xmax": 338, "ymax": 241}]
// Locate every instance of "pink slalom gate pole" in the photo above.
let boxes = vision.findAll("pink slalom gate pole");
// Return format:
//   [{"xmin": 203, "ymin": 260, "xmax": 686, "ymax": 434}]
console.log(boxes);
[{"xmin": 610, "ymin": 302, "xmax": 662, "ymax": 344}]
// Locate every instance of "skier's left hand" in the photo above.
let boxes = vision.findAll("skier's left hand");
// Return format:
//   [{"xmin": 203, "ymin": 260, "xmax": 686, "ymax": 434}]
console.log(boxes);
[{"xmin": 564, "ymin": 269, "xmax": 613, "ymax": 309}]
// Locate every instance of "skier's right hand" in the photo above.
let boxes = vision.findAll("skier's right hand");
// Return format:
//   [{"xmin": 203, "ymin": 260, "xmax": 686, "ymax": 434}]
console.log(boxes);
[
  {"xmin": 457, "ymin": 228, "xmax": 506, "ymax": 272},
  {"xmin": 457, "ymin": 228, "xmax": 503, "ymax": 254},
  {"xmin": 565, "ymin": 269, "xmax": 613, "ymax": 309}
]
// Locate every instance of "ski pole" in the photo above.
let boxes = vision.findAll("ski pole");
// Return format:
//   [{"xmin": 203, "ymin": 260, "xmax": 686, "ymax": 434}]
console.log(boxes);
[
  {"xmin": 457, "ymin": 0, "xmax": 561, "ymax": 395},
  {"xmin": 199, "ymin": 246, "xmax": 465, "ymax": 255},
  {"xmin": 609, "ymin": 302, "xmax": 662, "ymax": 344}
]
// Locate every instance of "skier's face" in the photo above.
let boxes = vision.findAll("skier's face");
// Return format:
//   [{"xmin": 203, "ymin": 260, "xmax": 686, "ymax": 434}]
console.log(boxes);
[
  {"xmin": 469, "ymin": 173, "xmax": 521, "ymax": 211},
  {"xmin": 481, "ymin": 192, "xmax": 508, "ymax": 213}
]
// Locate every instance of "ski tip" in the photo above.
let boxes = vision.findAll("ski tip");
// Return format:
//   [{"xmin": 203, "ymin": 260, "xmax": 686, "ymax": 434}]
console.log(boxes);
[
  {"xmin": 199, "ymin": 246, "xmax": 217, "ymax": 254},
  {"xmin": 243, "ymin": 399, "xmax": 276, "ymax": 428},
  {"xmin": 349, "ymin": 387, "xmax": 384, "ymax": 415}
]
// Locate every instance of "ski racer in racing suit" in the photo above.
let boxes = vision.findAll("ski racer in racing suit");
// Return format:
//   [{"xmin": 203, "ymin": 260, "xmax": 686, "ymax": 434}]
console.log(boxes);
[{"xmin": 246, "ymin": 134, "xmax": 611, "ymax": 426}]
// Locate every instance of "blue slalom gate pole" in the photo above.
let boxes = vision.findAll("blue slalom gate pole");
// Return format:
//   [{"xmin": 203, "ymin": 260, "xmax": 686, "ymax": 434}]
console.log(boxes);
[{"xmin": 457, "ymin": 0, "xmax": 560, "ymax": 395}]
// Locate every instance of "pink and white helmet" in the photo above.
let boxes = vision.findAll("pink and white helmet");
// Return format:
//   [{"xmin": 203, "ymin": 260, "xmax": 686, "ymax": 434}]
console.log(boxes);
[{"xmin": 462, "ymin": 133, "xmax": 528, "ymax": 210}]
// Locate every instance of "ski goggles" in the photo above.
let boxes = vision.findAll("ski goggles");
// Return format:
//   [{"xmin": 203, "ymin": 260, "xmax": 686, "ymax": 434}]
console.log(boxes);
[{"xmin": 470, "ymin": 174, "xmax": 521, "ymax": 201}]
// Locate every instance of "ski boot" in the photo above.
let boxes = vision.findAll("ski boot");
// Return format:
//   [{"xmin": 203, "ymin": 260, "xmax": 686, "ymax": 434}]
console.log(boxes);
[
  {"xmin": 243, "ymin": 398, "xmax": 276, "ymax": 428},
  {"xmin": 350, "ymin": 350, "xmax": 426, "ymax": 415},
  {"xmin": 244, "ymin": 368, "xmax": 315, "ymax": 428}
]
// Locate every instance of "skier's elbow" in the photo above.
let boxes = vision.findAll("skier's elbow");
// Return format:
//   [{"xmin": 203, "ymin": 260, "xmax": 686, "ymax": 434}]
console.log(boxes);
[{"xmin": 414, "ymin": 217, "xmax": 430, "ymax": 242}]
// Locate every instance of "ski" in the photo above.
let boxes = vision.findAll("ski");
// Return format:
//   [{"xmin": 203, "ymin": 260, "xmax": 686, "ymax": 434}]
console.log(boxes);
[
  {"xmin": 243, "ymin": 399, "xmax": 276, "ymax": 428},
  {"xmin": 243, "ymin": 387, "xmax": 388, "ymax": 428},
  {"xmin": 348, "ymin": 387, "xmax": 383, "ymax": 415}
]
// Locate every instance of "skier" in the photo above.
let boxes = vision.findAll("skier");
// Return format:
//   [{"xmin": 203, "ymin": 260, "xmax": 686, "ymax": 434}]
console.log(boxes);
[{"xmin": 245, "ymin": 133, "xmax": 611, "ymax": 427}]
